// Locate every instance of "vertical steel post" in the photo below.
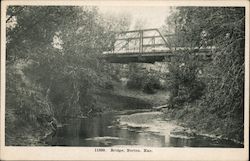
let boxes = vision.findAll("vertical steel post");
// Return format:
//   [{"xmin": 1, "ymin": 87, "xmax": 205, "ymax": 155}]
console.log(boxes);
[
  {"xmin": 139, "ymin": 30, "xmax": 143, "ymax": 54},
  {"xmin": 152, "ymin": 37, "xmax": 155, "ymax": 50},
  {"xmin": 141, "ymin": 30, "xmax": 143, "ymax": 53},
  {"xmin": 127, "ymin": 39, "xmax": 130, "ymax": 51}
]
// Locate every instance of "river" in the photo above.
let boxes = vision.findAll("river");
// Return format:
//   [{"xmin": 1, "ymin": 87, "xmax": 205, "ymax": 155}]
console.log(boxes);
[{"xmin": 52, "ymin": 110, "xmax": 243, "ymax": 147}]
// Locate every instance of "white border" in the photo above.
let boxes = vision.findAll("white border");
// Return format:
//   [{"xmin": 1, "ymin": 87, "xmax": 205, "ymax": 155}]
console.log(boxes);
[{"xmin": 1, "ymin": 1, "xmax": 249, "ymax": 161}]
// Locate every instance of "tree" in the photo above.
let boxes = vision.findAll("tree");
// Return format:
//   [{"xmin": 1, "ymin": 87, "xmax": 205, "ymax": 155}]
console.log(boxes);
[
  {"xmin": 5, "ymin": 6, "xmax": 116, "ymax": 145},
  {"xmin": 164, "ymin": 7, "xmax": 245, "ymax": 142}
]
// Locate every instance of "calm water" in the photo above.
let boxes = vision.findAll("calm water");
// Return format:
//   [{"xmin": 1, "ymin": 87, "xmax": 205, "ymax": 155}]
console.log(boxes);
[{"xmin": 52, "ymin": 111, "xmax": 243, "ymax": 147}]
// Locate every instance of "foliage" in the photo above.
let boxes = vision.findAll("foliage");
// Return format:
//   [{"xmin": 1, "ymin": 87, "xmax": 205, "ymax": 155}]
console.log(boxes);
[
  {"xmin": 142, "ymin": 75, "xmax": 162, "ymax": 94},
  {"xmin": 167, "ymin": 60, "xmax": 205, "ymax": 107},
  {"xmin": 5, "ymin": 6, "xmax": 122, "ymax": 145},
  {"xmin": 127, "ymin": 74, "xmax": 144, "ymax": 90},
  {"xmin": 126, "ymin": 64, "xmax": 162, "ymax": 94},
  {"xmin": 164, "ymin": 7, "xmax": 245, "ymax": 142}
]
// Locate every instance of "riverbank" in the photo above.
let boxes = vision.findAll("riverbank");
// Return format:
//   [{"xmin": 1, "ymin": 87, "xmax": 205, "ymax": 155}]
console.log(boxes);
[
  {"xmin": 112, "ymin": 81, "xmax": 169, "ymax": 106},
  {"xmin": 91, "ymin": 80, "xmax": 169, "ymax": 112},
  {"xmin": 116, "ymin": 110, "xmax": 243, "ymax": 147},
  {"xmin": 112, "ymin": 80, "xmax": 244, "ymax": 146},
  {"xmin": 107, "ymin": 81, "xmax": 244, "ymax": 146},
  {"xmin": 5, "ymin": 124, "xmax": 47, "ymax": 146},
  {"xmin": 161, "ymin": 107, "xmax": 244, "ymax": 146},
  {"xmin": 5, "ymin": 82, "xmax": 156, "ymax": 146},
  {"xmin": 5, "ymin": 81, "xmax": 243, "ymax": 147}
]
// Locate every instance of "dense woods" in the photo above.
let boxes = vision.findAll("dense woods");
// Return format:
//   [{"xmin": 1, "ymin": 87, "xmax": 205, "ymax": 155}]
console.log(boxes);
[
  {"xmin": 5, "ymin": 6, "xmax": 119, "ymax": 145},
  {"xmin": 5, "ymin": 6, "xmax": 245, "ymax": 145},
  {"xmin": 163, "ymin": 7, "xmax": 245, "ymax": 142}
]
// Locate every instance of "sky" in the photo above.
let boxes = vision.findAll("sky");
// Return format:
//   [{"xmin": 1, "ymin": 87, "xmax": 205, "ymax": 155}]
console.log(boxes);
[{"xmin": 98, "ymin": 6, "xmax": 171, "ymax": 30}]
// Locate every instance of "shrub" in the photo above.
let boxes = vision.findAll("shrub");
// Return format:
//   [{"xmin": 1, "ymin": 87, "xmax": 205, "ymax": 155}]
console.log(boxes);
[
  {"xmin": 127, "ymin": 74, "xmax": 144, "ymax": 90},
  {"xmin": 142, "ymin": 76, "xmax": 162, "ymax": 94},
  {"xmin": 168, "ymin": 61, "xmax": 205, "ymax": 106},
  {"xmin": 127, "ymin": 71, "xmax": 162, "ymax": 94}
]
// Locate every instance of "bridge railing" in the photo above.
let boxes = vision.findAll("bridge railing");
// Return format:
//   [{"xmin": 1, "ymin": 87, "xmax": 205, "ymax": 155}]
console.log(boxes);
[
  {"xmin": 103, "ymin": 28, "xmax": 215, "ymax": 55},
  {"xmin": 103, "ymin": 28, "xmax": 171, "ymax": 54}
]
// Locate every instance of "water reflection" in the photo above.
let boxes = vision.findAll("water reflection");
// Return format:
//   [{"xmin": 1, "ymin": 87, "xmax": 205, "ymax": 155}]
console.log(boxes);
[{"xmin": 52, "ymin": 111, "xmax": 243, "ymax": 147}]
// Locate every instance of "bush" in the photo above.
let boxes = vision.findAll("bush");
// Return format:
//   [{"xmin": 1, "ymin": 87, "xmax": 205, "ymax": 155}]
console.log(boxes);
[
  {"xmin": 103, "ymin": 81, "xmax": 114, "ymax": 90},
  {"xmin": 127, "ymin": 71, "xmax": 162, "ymax": 94},
  {"xmin": 168, "ymin": 62, "xmax": 205, "ymax": 106},
  {"xmin": 142, "ymin": 76, "xmax": 161, "ymax": 94},
  {"xmin": 127, "ymin": 74, "xmax": 144, "ymax": 90},
  {"xmin": 142, "ymin": 83, "xmax": 156, "ymax": 94}
]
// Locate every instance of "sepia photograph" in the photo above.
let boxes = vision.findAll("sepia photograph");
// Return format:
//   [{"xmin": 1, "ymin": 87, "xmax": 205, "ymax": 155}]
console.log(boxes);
[{"xmin": 0, "ymin": 0, "xmax": 249, "ymax": 160}]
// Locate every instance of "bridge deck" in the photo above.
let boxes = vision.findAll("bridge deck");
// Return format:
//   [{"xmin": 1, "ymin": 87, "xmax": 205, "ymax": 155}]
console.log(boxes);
[{"xmin": 102, "ymin": 49, "xmax": 213, "ymax": 63}]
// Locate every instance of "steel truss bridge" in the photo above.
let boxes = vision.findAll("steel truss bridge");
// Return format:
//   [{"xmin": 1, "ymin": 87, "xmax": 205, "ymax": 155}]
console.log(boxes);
[{"xmin": 102, "ymin": 28, "xmax": 214, "ymax": 63}]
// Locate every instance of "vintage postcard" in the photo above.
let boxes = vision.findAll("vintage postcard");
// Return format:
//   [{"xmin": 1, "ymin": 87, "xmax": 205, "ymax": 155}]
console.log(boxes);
[{"xmin": 0, "ymin": 0, "xmax": 249, "ymax": 160}]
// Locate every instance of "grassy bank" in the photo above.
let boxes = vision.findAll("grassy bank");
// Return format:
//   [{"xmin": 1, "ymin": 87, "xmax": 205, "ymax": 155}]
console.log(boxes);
[
  {"xmin": 162, "ymin": 104, "xmax": 244, "ymax": 144},
  {"xmin": 95, "ymin": 91, "xmax": 152, "ymax": 110}
]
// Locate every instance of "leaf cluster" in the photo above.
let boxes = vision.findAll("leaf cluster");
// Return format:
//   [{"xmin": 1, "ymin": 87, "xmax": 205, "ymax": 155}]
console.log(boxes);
[{"xmin": 165, "ymin": 7, "xmax": 245, "ymax": 142}]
